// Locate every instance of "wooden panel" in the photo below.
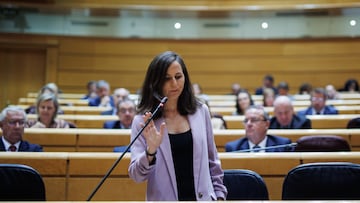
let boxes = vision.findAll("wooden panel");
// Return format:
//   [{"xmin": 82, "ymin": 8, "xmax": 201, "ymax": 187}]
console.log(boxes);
[
  {"xmin": 68, "ymin": 178, "xmax": 146, "ymax": 201},
  {"xmin": 2, "ymin": 33, "xmax": 360, "ymax": 99},
  {"xmin": 0, "ymin": 48, "xmax": 46, "ymax": 107},
  {"xmin": 43, "ymin": 178, "xmax": 67, "ymax": 201},
  {"xmin": 300, "ymin": 152, "xmax": 360, "ymax": 164}
]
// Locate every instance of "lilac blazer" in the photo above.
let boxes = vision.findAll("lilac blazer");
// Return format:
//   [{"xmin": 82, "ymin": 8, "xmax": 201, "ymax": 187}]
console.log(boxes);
[{"xmin": 128, "ymin": 104, "xmax": 227, "ymax": 201}]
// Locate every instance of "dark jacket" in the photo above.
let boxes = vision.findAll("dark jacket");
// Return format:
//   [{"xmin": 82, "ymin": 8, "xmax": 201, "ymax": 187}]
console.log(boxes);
[
  {"xmin": 103, "ymin": 120, "xmax": 131, "ymax": 129},
  {"xmin": 269, "ymin": 114, "xmax": 312, "ymax": 129},
  {"xmin": 0, "ymin": 138, "xmax": 43, "ymax": 152},
  {"xmin": 225, "ymin": 134, "xmax": 293, "ymax": 152},
  {"xmin": 88, "ymin": 96, "xmax": 115, "ymax": 107},
  {"xmin": 297, "ymin": 106, "xmax": 338, "ymax": 116}
]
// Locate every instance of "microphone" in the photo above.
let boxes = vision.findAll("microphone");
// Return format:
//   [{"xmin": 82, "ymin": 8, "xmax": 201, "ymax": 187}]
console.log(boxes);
[
  {"xmin": 87, "ymin": 95, "xmax": 168, "ymax": 201},
  {"xmin": 233, "ymin": 143, "xmax": 297, "ymax": 153}
]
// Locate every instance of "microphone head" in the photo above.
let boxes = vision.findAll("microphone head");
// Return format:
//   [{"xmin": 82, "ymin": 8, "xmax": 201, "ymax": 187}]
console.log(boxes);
[{"xmin": 161, "ymin": 97, "xmax": 168, "ymax": 104}]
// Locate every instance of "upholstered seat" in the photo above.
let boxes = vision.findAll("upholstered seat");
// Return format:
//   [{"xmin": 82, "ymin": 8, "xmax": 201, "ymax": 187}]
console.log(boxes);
[
  {"xmin": 0, "ymin": 164, "xmax": 46, "ymax": 201},
  {"xmin": 295, "ymin": 135, "xmax": 351, "ymax": 152},
  {"xmin": 347, "ymin": 117, "xmax": 360, "ymax": 128},
  {"xmin": 223, "ymin": 169, "xmax": 269, "ymax": 200},
  {"xmin": 282, "ymin": 162, "xmax": 360, "ymax": 200}
]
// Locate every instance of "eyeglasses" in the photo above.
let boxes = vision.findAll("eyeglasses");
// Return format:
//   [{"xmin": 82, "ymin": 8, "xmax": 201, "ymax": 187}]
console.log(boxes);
[
  {"xmin": 7, "ymin": 120, "xmax": 26, "ymax": 127},
  {"xmin": 243, "ymin": 118, "xmax": 266, "ymax": 124}
]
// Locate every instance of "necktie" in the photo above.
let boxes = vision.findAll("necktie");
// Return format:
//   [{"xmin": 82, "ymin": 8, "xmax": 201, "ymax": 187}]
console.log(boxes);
[
  {"xmin": 253, "ymin": 145, "xmax": 261, "ymax": 152},
  {"xmin": 9, "ymin": 145, "xmax": 17, "ymax": 152}
]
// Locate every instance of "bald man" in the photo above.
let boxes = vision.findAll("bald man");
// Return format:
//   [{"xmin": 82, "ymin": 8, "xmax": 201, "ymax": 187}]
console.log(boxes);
[{"xmin": 269, "ymin": 96, "xmax": 311, "ymax": 129}]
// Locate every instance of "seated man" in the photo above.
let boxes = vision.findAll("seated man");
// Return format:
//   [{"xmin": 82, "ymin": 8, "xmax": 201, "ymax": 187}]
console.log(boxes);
[
  {"xmin": 89, "ymin": 80, "xmax": 115, "ymax": 108},
  {"xmin": 103, "ymin": 99, "xmax": 136, "ymax": 129},
  {"xmin": 269, "ymin": 96, "xmax": 311, "ymax": 129},
  {"xmin": 297, "ymin": 87, "xmax": 338, "ymax": 116},
  {"xmin": 0, "ymin": 106, "xmax": 43, "ymax": 152},
  {"xmin": 225, "ymin": 105, "xmax": 293, "ymax": 152},
  {"xmin": 102, "ymin": 87, "xmax": 130, "ymax": 115}
]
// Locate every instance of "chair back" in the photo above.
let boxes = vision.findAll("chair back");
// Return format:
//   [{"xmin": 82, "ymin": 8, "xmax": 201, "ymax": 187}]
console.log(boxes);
[
  {"xmin": 0, "ymin": 163, "xmax": 46, "ymax": 201},
  {"xmin": 223, "ymin": 169, "xmax": 269, "ymax": 200},
  {"xmin": 347, "ymin": 117, "xmax": 360, "ymax": 128},
  {"xmin": 295, "ymin": 135, "xmax": 351, "ymax": 152},
  {"xmin": 282, "ymin": 162, "xmax": 360, "ymax": 200}
]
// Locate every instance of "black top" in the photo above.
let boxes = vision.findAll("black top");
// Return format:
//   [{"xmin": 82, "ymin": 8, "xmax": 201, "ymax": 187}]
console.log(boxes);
[{"xmin": 169, "ymin": 129, "xmax": 196, "ymax": 201}]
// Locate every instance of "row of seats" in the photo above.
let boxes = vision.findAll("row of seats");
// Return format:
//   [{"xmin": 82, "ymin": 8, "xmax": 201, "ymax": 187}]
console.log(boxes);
[
  {"xmin": 3, "ymin": 161, "xmax": 359, "ymax": 201},
  {"xmin": 2, "ymin": 152, "xmax": 360, "ymax": 200},
  {"xmin": 225, "ymin": 162, "xmax": 360, "ymax": 200}
]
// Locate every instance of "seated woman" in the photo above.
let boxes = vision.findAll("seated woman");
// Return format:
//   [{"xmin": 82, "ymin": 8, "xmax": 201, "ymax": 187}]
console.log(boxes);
[
  {"xmin": 26, "ymin": 83, "xmax": 64, "ymax": 114},
  {"xmin": 27, "ymin": 93, "xmax": 70, "ymax": 128},
  {"xmin": 262, "ymin": 88, "xmax": 275, "ymax": 107},
  {"xmin": 233, "ymin": 89, "xmax": 254, "ymax": 115}
]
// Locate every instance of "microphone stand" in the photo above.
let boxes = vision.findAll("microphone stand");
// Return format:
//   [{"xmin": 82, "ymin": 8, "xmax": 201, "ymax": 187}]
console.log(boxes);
[
  {"xmin": 234, "ymin": 143, "xmax": 298, "ymax": 153},
  {"xmin": 87, "ymin": 97, "xmax": 168, "ymax": 201}
]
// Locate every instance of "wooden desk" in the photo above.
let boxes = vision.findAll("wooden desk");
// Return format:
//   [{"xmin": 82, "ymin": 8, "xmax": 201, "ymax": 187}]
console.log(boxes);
[
  {"xmin": 214, "ymin": 129, "xmax": 360, "ymax": 152},
  {"xmin": 19, "ymin": 128, "xmax": 360, "ymax": 152},
  {"xmin": 211, "ymin": 105, "xmax": 360, "ymax": 116},
  {"xmin": 22, "ymin": 128, "xmax": 130, "ymax": 152},
  {"xmin": 26, "ymin": 114, "xmax": 118, "ymax": 128},
  {"xmin": 19, "ymin": 98, "xmax": 89, "ymax": 106},
  {"xmin": 209, "ymin": 99, "xmax": 360, "ymax": 108},
  {"xmin": 224, "ymin": 114, "xmax": 360, "ymax": 129},
  {"xmin": 2, "ymin": 152, "xmax": 360, "ymax": 201}
]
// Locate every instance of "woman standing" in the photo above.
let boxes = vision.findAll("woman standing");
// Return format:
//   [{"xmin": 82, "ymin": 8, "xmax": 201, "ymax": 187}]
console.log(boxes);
[{"xmin": 128, "ymin": 51, "xmax": 227, "ymax": 201}]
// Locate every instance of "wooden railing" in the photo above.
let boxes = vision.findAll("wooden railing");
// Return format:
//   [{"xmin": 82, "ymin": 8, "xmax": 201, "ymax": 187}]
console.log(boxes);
[{"xmin": 13, "ymin": 128, "xmax": 360, "ymax": 152}]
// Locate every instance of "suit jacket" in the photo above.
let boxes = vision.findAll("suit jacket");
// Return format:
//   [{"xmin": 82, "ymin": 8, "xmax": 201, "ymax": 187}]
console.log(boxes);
[
  {"xmin": 128, "ymin": 104, "xmax": 227, "ymax": 201},
  {"xmin": 225, "ymin": 134, "xmax": 293, "ymax": 152},
  {"xmin": 0, "ymin": 138, "xmax": 43, "ymax": 152},
  {"xmin": 103, "ymin": 120, "xmax": 129, "ymax": 129},
  {"xmin": 88, "ymin": 96, "xmax": 115, "ymax": 107},
  {"xmin": 269, "ymin": 114, "xmax": 312, "ymax": 129},
  {"xmin": 101, "ymin": 109, "xmax": 115, "ymax": 115},
  {"xmin": 255, "ymin": 87, "xmax": 278, "ymax": 95},
  {"xmin": 297, "ymin": 105, "xmax": 338, "ymax": 116}
]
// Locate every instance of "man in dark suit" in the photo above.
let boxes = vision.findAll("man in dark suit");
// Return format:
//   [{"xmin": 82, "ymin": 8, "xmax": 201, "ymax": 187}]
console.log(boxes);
[
  {"xmin": 225, "ymin": 105, "xmax": 293, "ymax": 152},
  {"xmin": 255, "ymin": 74, "xmax": 278, "ymax": 95},
  {"xmin": 269, "ymin": 96, "xmax": 311, "ymax": 129},
  {"xmin": 101, "ymin": 88, "xmax": 130, "ymax": 115},
  {"xmin": 88, "ymin": 80, "xmax": 115, "ymax": 108},
  {"xmin": 0, "ymin": 106, "xmax": 43, "ymax": 152},
  {"xmin": 297, "ymin": 87, "xmax": 338, "ymax": 116},
  {"xmin": 103, "ymin": 99, "xmax": 136, "ymax": 129}
]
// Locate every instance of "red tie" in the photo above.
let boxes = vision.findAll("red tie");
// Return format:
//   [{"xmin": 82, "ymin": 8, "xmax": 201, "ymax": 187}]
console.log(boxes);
[{"xmin": 9, "ymin": 145, "xmax": 17, "ymax": 152}]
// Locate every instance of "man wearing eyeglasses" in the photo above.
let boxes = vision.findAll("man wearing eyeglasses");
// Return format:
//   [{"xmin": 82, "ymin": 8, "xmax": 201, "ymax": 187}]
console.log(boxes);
[
  {"xmin": 225, "ymin": 105, "xmax": 293, "ymax": 152},
  {"xmin": 103, "ymin": 99, "xmax": 136, "ymax": 129},
  {"xmin": 297, "ymin": 87, "xmax": 338, "ymax": 116},
  {"xmin": 0, "ymin": 106, "xmax": 43, "ymax": 152}
]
